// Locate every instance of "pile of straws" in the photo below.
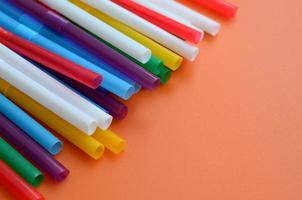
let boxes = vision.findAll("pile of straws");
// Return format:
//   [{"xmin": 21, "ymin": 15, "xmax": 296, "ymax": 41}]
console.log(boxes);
[{"xmin": 0, "ymin": 0, "xmax": 238, "ymax": 199}]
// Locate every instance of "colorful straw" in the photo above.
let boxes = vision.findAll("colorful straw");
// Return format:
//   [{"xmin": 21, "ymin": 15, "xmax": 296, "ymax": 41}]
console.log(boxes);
[
  {"xmin": 0, "ymin": 138, "xmax": 44, "ymax": 187},
  {"xmin": 0, "ymin": 94, "xmax": 62, "ymax": 155},
  {"xmin": 79, "ymin": 0, "xmax": 199, "ymax": 61},
  {"xmin": 0, "ymin": 7, "xmax": 136, "ymax": 99},
  {"xmin": 0, "ymin": 113, "xmax": 69, "ymax": 182},
  {"xmin": 38, "ymin": 0, "xmax": 152, "ymax": 64},
  {"xmin": 0, "ymin": 45, "xmax": 112, "ymax": 135},
  {"xmin": 70, "ymin": 0, "xmax": 183, "ymax": 71},
  {"xmin": 0, "ymin": 160, "xmax": 44, "ymax": 200},
  {"xmin": 51, "ymin": 72, "xmax": 129, "ymax": 120},
  {"xmin": 1, "ymin": 0, "xmax": 140, "ymax": 92},
  {"xmin": 0, "ymin": 27, "xmax": 102, "ymax": 89},
  {"xmin": 112, "ymin": 0, "xmax": 204, "ymax": 44},
  {"xmin": 140, "ymin": 0, "xmax": 221, "ymax": 36},
  {"xmin": 193, "ymin": 0, "xmax": 238, "ymax": 18},
  {"xmin": 0, "ymin": 79, "xmax": 126, "ymax": 155}
]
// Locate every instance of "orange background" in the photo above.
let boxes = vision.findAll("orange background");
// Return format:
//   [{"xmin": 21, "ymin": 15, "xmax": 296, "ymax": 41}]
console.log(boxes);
[{"xmin": 1, "ymin": 0, "xmax": 302, "ymax": 199}]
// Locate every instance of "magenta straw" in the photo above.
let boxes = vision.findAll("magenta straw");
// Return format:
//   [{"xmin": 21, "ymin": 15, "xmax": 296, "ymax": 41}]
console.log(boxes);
[
  {"xmin": 10, "ymin": 0, "xmax": 160, "ymax": 90},
  {"xmin": 0, "ymin": 113, "xmax": 69, "ymax": 182}
]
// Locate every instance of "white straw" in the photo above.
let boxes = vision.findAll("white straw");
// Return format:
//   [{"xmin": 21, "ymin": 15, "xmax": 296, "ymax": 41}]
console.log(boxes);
[
  {"xmin": 39, "ymin": 0, "xmax": 151, "ymax": 64},
  {"xmin": 0, "ymin": 58, "xmax": 98, "ymax": 134},
  {"xmin": 132, "ymin": 0, "xmax": 202, "ymax": 32},
  {"xmin": 144, "ymin": 0, "xmax": 221, "ymax": 36},
  {"xmin": 80, "ymin": 0, "xmax": 199, "ymax": 61},
  {"xmin": 0, "ymin": 44, "xmax": 113, "ymax": 134}
]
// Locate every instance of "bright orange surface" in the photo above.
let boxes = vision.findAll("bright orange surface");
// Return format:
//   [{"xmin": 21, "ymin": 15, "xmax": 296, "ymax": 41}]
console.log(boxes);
[{"xmin": 1, "ymin": 0, "xmax": 302, "ymax": 199}]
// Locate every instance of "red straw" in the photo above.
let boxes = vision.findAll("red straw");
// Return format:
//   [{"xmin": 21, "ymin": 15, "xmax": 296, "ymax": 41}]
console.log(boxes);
[
  {"xmin": 0, "ymin": 160, "xmax": 44, "ymax": 200},
  {"xmin": 193, "ymin": 0, "xmax": 238, "ymax": 18},
  {"xmin": 112, "ymin": 0, "xmax": 203, "ymax": 44},
  {"xmin": 0, "ymin": 28, "xmax": 102, "ymax": 89}
]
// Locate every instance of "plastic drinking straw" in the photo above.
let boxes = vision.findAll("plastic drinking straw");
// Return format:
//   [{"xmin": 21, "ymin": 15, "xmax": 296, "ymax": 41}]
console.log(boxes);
[
  {"xmin": 0, "ymin": 45, "xmax": 112, "ymax": 132},
  {"xmin": 5, "ymin": 0, "xmax": 140, "ymax": 90},
  {"xmin": 37, "ymin": 0, "xmax": 151, "ymax": 64},
  {"xmin": 141, "ymin": 0, "xmax": 221, "ymax": 36},
  {"xmin": 70, "ymin": 0, "xmax": 182, "ymax": 71},
  {"xmin": 0, "ymin": 79, "xmax": 104, "ymax": 159},
  {"xmin": 38, "ymin": 27, "xmax": 156, "ymax": 90},
  {"xmin": 0, "ymin": 10, "xmax": 135, "ymax": 100},
  {"xmin": 0, "ymin": 57, "xmax": 98, "ymax": 135},
  {"xmin": 0, "ymin": 138, "xmax": 44, "ymax": 187},
  {"xmin": 36, "ymin": 28, "xmax": 142, "ymax": 94},
  {"xmin": 192, "ymin": 0, "xmax": 238, "ymax": 18},
  {"xmin": 85, "ymin": 29, "xmax": 172, "ymax": 84},
  {"xmin": 0, "ymin": 113, "xmax": 69, "ymax": 182},
  {"xmin": 92, "ymin": 129, "xmax": 126, "ymax": 154},
  {"xmin": 1, "ymin": 0, "xmax": 141, "ymax": 94},
  {"xmin": 0, "ymin": 160, "xmax": 44, "ymax": 200},
  {"xmin": 157, "ymin": 66, "xmax": 172, "ymax": 84},
  {"xmin": 37, "ymin": 28, "xmax": 141, "ymax": 94},
  {"xmin": 8, "ymin": 0, "xmax": 147, "ymax": 92},
  {"xmin": 49, "ymin": 71, "xmax": 128, "ymax": 120},
  {"xmin": 133, "ymin": 0, "xmax": 203, "ymax": 31},
  {"xmin": 79, "ymin": 0, "xmax": 199, "ymax": 61},
  {"xmin": 0, "ymin": 79, "xmax": 126, "ymax": 155},
  {"xmin": 0, "ymin": 46, "xmax": 113, "ymax": 135},
  {"xmin": 23, "ymin": 1, "xmax": 159, "ymax": 90},
  {"xmin": 0, "ymin": 94, "xmax": 62, "ymax": 155},
  {"xmin": 0, "ymin": 28, "xmax": 102, "ymax": 89},
  {"xmin": 111, "ymin": 0, "xmax": 203, "ymax": 44}
]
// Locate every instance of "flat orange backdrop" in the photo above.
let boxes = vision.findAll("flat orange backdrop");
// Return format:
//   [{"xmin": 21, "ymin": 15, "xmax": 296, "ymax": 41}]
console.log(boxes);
[{"xmin": 1, "ymin": 0, "xmax": 302, "ymax": 199}]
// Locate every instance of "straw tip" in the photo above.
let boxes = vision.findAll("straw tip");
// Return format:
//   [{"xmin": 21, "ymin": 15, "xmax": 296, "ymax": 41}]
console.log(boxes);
[{"xmin": 116, "ymin": 105, "xmax": 128, "ymax": 120}]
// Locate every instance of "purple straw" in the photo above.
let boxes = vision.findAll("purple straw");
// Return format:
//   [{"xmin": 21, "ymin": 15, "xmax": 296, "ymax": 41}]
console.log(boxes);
[
  {"xmin": 10, "ymin": 0, "xmax": 160, "ymax": 90},
  {"xmin": 0, "ymin": 113, "xmax": 69, "ymax": 182},
  {"xmin": 44, "ymin": 67, "xmax": 128, "ymax": 120},
  {"xmin": 62, "ymin": 76, "xmax": 128, "ymax": 120}
]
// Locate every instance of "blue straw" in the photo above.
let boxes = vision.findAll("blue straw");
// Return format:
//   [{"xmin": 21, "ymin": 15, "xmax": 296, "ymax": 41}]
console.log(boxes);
[
  {"xmin": 0, "ymin": 94, "xmax": 62, "ymax": 155},
  {"xmin": 0, "ymin": 0, "xmax": 141, "ymax": 93},
  {"xmin": 0, "ymin": 10, "xmax": 135, "ymax": 99}
]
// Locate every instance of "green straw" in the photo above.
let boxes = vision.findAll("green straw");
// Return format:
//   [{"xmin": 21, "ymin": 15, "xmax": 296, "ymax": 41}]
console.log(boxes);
[
  {"xmin": 157, "ymin": 67, "xmax": 172, "ymax": 84},
  {"xmin": 87, "ymin": 30, "xmax": 173, "ymax": 81},
  {"xmin": 0, "ymin": 138, "xmax": 44, "ymax": 187}
]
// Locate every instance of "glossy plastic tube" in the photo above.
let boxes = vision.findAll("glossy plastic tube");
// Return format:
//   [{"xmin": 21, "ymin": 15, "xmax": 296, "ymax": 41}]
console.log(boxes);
[
  {"xmin": 0, "ymin": 28, "xmax": 101, "ymax": 89},
  {"xmin": 88, "ymin": 30, "xmax": 167, "ymax": 81},
  {"xmin": 0, "ymin": 79, "xmax": 126, "ymax": 155},
  {"xmin": 157, "ymin": 66, "xmax": 172, "ymax": 84},
  {"xmin": 0, "ymin": 113, "xmax": 69, "ymax": 182},
  {"xmin": 143, "ymin": 0, "xmax": 221, "ymax": 36},
  {"xmin": 0, "ymin": 138, "xmax": 44, "ymax": 187},
  {"xmin": 133, "ymin": 0, "xmax": 202, "ymax": 31},
  {"xmin": 0, "ymin": 9, "xmax": 135, "ymax": 100},
  {"xmin": 0, "ymin": 94, "xmax": 62, "ymax": 155},
  {"xmin": 37, "ymin": 28, "xmax": 142, "ymax": 93},
  {"xmin": 0, "ymin": 45, "xmax": 112, "ymax": 135},
  {"xmin": 9, "ymin": 0, "xmax": 153, "ymax": 91},
  {"xmin": 193, "ymin": 0, "xmax": 238, "ymax": 18},
  {"xmin": 0, "ymin": 57, "xmax": 98, "ymax": 135},
  {"xmin": 32, "ymin": 58, "xmax": 128, "ymax": 120},
  {"xmin": 1, "ymin": 0, "xmax": 140, "ymax": 94},
  {"xmin": 38, "ymin": 0, "xmax": 151, "ymax": 64},
  {"xmin": 39, "ymin": 28, "xmax": 157, "ymax": 90},
  {"xmin": 0, "ymin": 160, "xmax": 44, "ymax": 200},
  {"xmin": 54, "ymin": 73, "xmax": 128, "ymax": 120},
  {"xmin": 112, "ymin": 0, "xmax": 203, "ymax": 44},
  {"xmin": 71, "ymin": 0, "xmax": 183, "ymax": 70},
  {"xmin": 0, "ymin": 81, "xmax": 104, "ymax": 160},
  {"xmin": 79, "ymin": 0, "xmax": 199, "ymax": 61}
]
